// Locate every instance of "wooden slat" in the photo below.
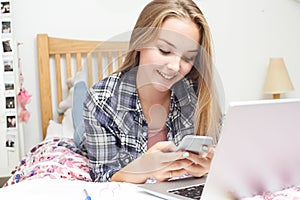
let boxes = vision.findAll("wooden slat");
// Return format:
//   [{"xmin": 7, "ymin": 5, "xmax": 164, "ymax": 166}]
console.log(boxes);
[
  {"xmin": 98, "ymin": 52, "xmax": 103, "ymax": 81},
  {"xmin": 94, "ymin": 42, "xmax": 129, "ymax": 52},
  {"xmin": 48, "ymin": 37, "xmax": 128, "ymax": 55},
  {"xmin": 55, "ymin": 54, "xmax": 62, "ymax": 103},
  {"xmin": 118, "ymin": 51, "xmax": 123, "ymax": 68},
  {"xmin": 107, "ymin": 52, "xmax": 113, "ymax": 75},
  {"xmin": 55, "ymin": 54, "xmax": 63, "ymax": 123},
  {"xmin": 76, "ymin": 53, "xmax": 82, "ymax": 71},
  {"xmin": 48, "ymin": 37, "xmax": 100, "ymax": 54},
  {"xmin": 37, "ymin": 34, "xmax": 53, "ymax": 139},
  {"xmin": 66, "ymin": 53, "xmax": 72, "ymax": 78},
  {"xmin": 87, "ymin": 53, "xmax": 93, "ymax": 87}
]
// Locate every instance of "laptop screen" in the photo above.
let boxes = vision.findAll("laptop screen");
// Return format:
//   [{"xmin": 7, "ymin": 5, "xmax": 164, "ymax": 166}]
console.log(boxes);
[{"xmin": 202, "ymin": 99, "xmax": 300, "ymax": 199}]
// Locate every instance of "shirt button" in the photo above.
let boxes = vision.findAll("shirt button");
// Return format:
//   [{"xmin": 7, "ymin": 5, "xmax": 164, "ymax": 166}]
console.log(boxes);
[
  {"xmin": 125, "ymin": 159, "xmax": 129, "ymax": 163},
  {"xmin": 143, "ymin": 132, "xmax": 147, "ymax": 137}
]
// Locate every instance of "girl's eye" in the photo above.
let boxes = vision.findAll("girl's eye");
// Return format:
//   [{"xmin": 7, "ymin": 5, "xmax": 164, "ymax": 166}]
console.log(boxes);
[
  {"xmin": 182, "ymin": 56, "xmax": 195, "ymax": 63},
  {"xmin": 159, "ymin": 48, "xmax": 171, "ymax": 55}
]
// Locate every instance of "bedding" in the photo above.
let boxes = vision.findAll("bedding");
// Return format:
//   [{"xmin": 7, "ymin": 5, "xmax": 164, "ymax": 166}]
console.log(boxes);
[
  {"xmin": 46, "ymin": 108, "xmax": 74, "ymax": 140},
  {"xmin": 4, "ymin": 137, "xmax": 91, "ymax": 187},
  {"xmin": 3, "ymin": 69, "xmax": 90, "ymax": 187},
  {"xmin": 3, "ymin": 71, "xmax": 90, "ymax": 187},
  {"xmin": 242, "ymin": 187, "xmax": 300, "ymax": 199}
]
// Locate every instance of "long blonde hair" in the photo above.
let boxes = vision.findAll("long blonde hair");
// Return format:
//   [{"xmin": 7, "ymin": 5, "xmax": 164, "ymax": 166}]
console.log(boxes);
[{"xmin": 117, "ymin": 0, "xmax": 222, "ymax": 143}]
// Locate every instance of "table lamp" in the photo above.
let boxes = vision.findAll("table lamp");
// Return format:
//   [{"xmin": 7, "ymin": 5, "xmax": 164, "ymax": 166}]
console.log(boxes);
[{"xmin": 263, "ymin": 57, "xmax": 294, "ymax": 99}]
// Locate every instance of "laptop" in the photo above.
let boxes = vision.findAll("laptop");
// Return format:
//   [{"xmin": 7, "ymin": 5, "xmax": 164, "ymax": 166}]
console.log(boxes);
[{"xmin": 139, "ymin": 99, "xmax": 300, "ymax": 200}]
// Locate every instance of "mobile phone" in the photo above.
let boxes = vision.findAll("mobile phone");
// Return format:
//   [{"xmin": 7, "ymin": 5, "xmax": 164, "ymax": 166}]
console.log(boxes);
[{"xmin": 177, "ymin": 135, "xmax": 213, "ymax": 155}]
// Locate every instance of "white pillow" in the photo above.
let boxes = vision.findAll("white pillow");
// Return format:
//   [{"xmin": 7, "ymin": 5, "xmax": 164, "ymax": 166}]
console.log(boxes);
[
  {"xmin": 62, "ymin": 108, "xmax": 75, "ymax": 139},
  {"xmin": 46, "ymin": 120, "xmax": 63, "ymax": 140}
]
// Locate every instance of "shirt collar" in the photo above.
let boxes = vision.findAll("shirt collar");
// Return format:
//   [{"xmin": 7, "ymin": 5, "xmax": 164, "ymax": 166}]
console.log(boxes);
[
  {"xmin": 115, "ymin": 66, "xmax": 197, "ymax": 114},
  {"xmin": 116, "ymin": 67, "xmax": 140, "ymax": 112}
]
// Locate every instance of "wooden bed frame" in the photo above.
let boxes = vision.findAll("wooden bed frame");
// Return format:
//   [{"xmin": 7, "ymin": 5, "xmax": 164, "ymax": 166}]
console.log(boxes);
[{"xmin": 37, "ymin": 34, "xmax": 128, "ymax": 139}]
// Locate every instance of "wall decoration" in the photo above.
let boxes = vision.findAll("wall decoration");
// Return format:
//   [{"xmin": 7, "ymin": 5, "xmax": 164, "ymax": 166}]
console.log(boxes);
[
  {"xmin": 4, "ymin": 82, "xmax": 14, "ymax": 91},
  {"xmin": 2, "ymin": 38, "xmax": 13, "ymax": 54},
  {"xmin": 5, "ymin": 95, "xmax": 14, "ymax": 109},
  {"xmin": 6, "ymin": 115, "xmax": 16, "ymax": 129},
  {"xmin": 17, "ymin": 43, "xmax": 32, "ymax": 122},
  {"xmin": 5, "ymin": 133, "xmax": 15, "ymax": 151},
  {"xmin": 0, "ymin": 1, "xmax": 10, "ymax": 16},
  {"xmin": 3, "ymin": 73, "xmax": 15, "ymax": 96},
  {"xmin": 0, "ymin": 0, "xmax": 22, "ymax": 177},
  {"xmin": 3, "ymin": 56, "xmax": 13, "ymax": 72},
  {"xmin": 0, "ymin": 0, "xmax": 19, "ymax": 157},
  {"xmin": 1, "ymin": 18, "xmax": 12, "ymax": 35}
]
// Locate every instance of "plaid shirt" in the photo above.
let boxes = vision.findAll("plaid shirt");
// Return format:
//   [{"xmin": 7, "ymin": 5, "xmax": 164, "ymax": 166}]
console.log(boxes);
[{"xmin": 83, "ymin": 67, "xmax": 198, "ymax": 182}]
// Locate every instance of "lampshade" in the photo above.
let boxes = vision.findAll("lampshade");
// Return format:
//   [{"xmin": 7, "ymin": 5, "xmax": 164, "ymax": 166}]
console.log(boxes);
[{"xmin": 263, "ymin": 58, "xmax": 294, "ymax": 99}]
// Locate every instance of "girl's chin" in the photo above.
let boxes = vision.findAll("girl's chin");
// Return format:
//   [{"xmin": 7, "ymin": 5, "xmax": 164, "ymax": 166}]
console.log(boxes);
[{"xmin": 153, "ymin": 83, "xmax": 172, "ymax": 92}]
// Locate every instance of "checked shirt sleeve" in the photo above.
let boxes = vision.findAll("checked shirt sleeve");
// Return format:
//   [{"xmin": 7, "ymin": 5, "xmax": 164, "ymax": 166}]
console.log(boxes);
[{"xmin": 83, "ymin": 81, "xmax": 135, "ymax": 182}]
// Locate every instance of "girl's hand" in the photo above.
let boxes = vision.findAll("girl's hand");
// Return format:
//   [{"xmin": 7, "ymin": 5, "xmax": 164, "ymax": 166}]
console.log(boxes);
[
  {"xmin": 143, "ymin": 141, "xmax": 192, "ymax": 181},
  {"xmin": 111, "ymin": 141, "xmax": 190, "ymax": 183},
  {"xmin": 183, "ymin": 148, "xmax": 215, "ymax": 178}
]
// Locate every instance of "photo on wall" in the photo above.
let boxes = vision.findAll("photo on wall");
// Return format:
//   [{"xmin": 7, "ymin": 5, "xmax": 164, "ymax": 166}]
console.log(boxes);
[
  {"xmin": 3, "ymin": 57, "xmax": 13, "ymax": 72},
  {"xmin": 1, "ymin": 19, "xmax": 11, "ymax": 35},
  {"xmin": 5, "ymin": 95, "xmax": 15, "ymax": 109},
  {"xmin": 5, "ymin": 133, "xmax": 15, "ymax": 151},
  {"xmin": 3, "ymin": 73, "xmax": 15, "ymax": 94},
  {"xmin": 4, "ymin": 82, "xmax": 14, "ymax": 91},
  {"xmin": 2, "ymin": 38, "xmax": 13, "ymax": 54},
  {"xmin": 6, "ymin": 115, "xmax": 16, "ymax": 129},
  {"xmin": 0, "ymin": 1, "xmax": 10, "ymax": 16}
]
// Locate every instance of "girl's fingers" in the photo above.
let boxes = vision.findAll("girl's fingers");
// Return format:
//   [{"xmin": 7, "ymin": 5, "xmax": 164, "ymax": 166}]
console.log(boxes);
[
  {"xmin": 182, "ymin": 151, "xmax": 214, "ymax": 177},
  {"xmin": 168, "ymin": 168, "xmax": 188, "ymax": 179},
  {"xmin": 184, "ymin": 164, "xmax": 209, "ymax": 177},
  {"xmin": 206, "ymin": 148, "xmax": 215, "ymax": 160},
  {"xmin": 184, "ymin": 152, "xmax": 203, "ymax": 165},
  {"xmin": 185, "ymin": 148, "xmax": 215, "ymax": 164}
]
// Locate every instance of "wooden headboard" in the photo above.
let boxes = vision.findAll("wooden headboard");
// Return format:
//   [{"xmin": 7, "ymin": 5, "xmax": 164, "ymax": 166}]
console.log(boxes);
[{"xmin": 37, "ymin": 34, "xmax": 128, "ymax": 139}]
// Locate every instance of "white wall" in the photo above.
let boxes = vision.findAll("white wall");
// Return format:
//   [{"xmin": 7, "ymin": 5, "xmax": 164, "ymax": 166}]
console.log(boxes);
[
  {"xmin": 11, "ymin": 0, "xmax": 300, "ymax": 152},
  {"xmin": 201, "ymin": 0, "xmax": 300, "ymax": 103}
]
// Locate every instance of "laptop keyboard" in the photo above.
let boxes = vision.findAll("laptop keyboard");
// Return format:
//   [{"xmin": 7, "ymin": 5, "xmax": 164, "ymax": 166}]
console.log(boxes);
[{"xmin": 168, "ymin": 184, "xmax": 204, "ymax": 200}]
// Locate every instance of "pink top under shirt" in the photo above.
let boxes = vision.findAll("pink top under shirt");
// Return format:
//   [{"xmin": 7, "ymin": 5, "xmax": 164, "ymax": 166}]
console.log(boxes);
[{"xmin": 147, "ymin": 126, "xmax": 167, "ymax": 149}]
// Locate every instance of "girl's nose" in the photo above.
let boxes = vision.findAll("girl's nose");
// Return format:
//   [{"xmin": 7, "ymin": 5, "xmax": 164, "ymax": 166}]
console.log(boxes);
[{"xmin": 166, "ymin": 54, "xmax": 181, "ymax": 72}]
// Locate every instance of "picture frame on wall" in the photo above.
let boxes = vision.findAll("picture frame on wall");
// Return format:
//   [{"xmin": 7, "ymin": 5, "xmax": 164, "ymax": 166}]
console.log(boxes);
[
  {"xmin": 3, "ymin": 73, "xmax": 15, "ymax": 94},
  {"xmin": 2, "ymin": 38, "xmax": 13, "ymax": 54},
  {"xmin": 1, "ymin": 19, "xmax": 12, "ymax": 35},
  {"xmin": 3, "ymin": 56, "xmax": 13, "ymax": 72},
  {"xmin": 6, "ymin": 115, "xmax": 16, "ymax": 129},
  {"xmin": 5, "ymin": 133, "xmax": 15, "ymax": 151},
  {"xmin": 5, "ymin": 95, "xmax": 15, "ymax": 109},
  {"xmin": 0, "ymin": 1, "xmax": 11, "ymax": 16},
  {"xmin": 4, "ymin": 82, "xmax": 14, "ymax": 91}
]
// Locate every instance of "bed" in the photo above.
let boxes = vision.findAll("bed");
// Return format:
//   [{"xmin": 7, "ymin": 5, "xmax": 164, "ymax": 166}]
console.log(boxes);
[
  {"xmin": 2, "ymin": 34, "xmax": 300, "ymax": 200},
  {"xmin": 3, "ymin": 34, "xmax": 129, "ymax": 186}
]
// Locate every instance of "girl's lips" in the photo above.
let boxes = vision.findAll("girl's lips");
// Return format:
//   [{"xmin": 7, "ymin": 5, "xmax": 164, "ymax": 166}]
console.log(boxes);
[{"xmin": 157, "ymin": 69, "xmax": 176, "ymax": 80}]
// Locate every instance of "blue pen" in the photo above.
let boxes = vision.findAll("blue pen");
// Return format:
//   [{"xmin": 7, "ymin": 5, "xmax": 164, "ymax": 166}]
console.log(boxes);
[{"xmin": 84, "ymin": 189, "xmax": 92, "ymax": 200}]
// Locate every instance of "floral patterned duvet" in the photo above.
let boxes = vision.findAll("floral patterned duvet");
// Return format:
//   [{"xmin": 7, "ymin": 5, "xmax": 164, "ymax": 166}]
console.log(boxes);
[
  {"xmin": 4, "ymin": 138, "xmax": 91, "ymax": 187},
  {"xmin": 4, "ymin": 138, "xmax": 300, "ymax": 200}
]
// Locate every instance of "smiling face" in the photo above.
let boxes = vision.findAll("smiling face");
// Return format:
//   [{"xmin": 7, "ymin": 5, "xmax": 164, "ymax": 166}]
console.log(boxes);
[{"xmin": 137, "ymin": 17, "xmax": 200, "ymax": 93}]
